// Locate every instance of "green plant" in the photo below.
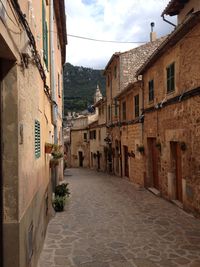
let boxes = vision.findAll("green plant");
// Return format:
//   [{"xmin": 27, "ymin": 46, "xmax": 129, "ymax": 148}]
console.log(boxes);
[
  {"xmin": 137, "ymin": 145, "xmax": 145, "ymax": 153},
  {"xmin": 180, "ymin": 141, "xmax": 187, "ymax": 151},
  {"xmin": 51, "ymin": 151, "xmax": 63, "ymax": 159},
  {"xmin": 53, "ymin": 144, "xmax": 62, "ymax": 152},
  {"xmin": 52, "ymin": 196, "xmax": 66, "ymax": 212},
  {"xmin": 50, "ymin": 158, "xmax": 59, "ymax": 168},
  {"xmin": 55, "ymin": 183, "xmax": 70, "ymax": 197},
  {"xmin": 156, "ymin": 142, "xmax": 161, "ymax": 151}
]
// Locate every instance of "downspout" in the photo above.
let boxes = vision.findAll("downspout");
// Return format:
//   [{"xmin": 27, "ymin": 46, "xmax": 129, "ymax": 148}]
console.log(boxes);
[
  {"xmin": 50, "ymin": 0, "xmax": 58, "ymax": 144},
  {"xmin": 162, "ymin": 15, "xmax": 176, "ymax": 28}
]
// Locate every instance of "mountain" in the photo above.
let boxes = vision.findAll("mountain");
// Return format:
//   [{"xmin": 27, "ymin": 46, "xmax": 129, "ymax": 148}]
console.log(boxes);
[{"xmin": 63, "ymin": 63, "xmax": 106, "ymax": 114}]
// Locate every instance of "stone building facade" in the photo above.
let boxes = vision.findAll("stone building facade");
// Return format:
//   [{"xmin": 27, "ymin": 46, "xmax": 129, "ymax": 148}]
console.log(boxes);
[
  {"xmin": 70, "ymin": 86, "xmax": 107, "ymax": 172},
  {"xmin": 90, "ymin": 98, "xmax": 107, "ymax": 172},
  {"xmin": 0, "ymin": 1, "xmax": 67, "ymax": 267},
  {"xmin": 70, "ymin": 116, "xmax": 90, "ymax": 168},
  {"xmin": 116, "ymin": 81, "xmax": 145, "ymax": 185},
  {"xmin": 137, "ymin": 0, "xmax": 200, "ymax": 213},
  {"xmin": 104, "ymin": 37, "xmax": 166, "ymax": 177}
]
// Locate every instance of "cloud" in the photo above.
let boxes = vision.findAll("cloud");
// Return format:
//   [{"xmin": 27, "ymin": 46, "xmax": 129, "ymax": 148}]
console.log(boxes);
[{"xmin": 65, "ymin": 0, "xmax": 176, "ymax": 69}]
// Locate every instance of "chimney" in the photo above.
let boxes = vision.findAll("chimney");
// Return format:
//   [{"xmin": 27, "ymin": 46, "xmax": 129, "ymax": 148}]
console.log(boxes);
[{"xmin": 150, "ymin": 22, "xmax": 157, "ymax": 42}]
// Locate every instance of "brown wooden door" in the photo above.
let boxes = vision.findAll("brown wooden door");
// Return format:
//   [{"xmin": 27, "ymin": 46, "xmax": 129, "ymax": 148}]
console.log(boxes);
[
  {"xmin": 176, "ymin": 144, "xmax": 182, "ymax": 202},
  {"xmin": 124, "ymin": 146, "xmax": 129, "ymax": 177},
  {"xmin": 171, "ymin": 142, "xmax": 183, "ymax": 202},
  {"xmin": 148, "ymin": 138, "xmax": 159, "ymax": 190},
  {"xmin": 79, "ymin": 151, "xmax": 83, "ymax": 167}
]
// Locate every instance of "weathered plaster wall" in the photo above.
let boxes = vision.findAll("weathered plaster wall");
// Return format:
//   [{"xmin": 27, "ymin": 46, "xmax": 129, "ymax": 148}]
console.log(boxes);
[{"xmin": 70, "ymin": 129, "xmax": 90, "ymax": 168}]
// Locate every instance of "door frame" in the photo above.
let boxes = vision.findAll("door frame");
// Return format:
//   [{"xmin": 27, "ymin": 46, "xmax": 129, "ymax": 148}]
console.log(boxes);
[
  {"xmin": 170, "ymin": 141, "xmax": 183, "ymax": 202},
  {"xmin": 148, "ymin": 138, "xmax": 159, "ymax": 190},
  {"xmin": 0, "ymin": 80, "xmax": 3, "ymax": 267},
  {"xmin": 78, "ymin": 151, "xmax": 83, "ymax": 167},
  {"xmin": 124, "ymin": 145, "xmax": 129, "ymax": 178}
]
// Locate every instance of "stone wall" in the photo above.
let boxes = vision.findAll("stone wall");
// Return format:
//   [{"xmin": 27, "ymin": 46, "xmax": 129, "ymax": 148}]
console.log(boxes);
[{"xmin": 143, "ymin": 22, "xmax": 200, "ymax": 214}]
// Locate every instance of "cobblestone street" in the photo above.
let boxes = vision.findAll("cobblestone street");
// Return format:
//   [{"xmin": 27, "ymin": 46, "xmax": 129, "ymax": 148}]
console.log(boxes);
[{"xmin": 38, "ymin": 168, "xmax": 200, "ymax": 267}]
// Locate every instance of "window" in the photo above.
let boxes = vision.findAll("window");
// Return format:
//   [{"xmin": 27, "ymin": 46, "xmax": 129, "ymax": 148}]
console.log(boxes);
[
  {"xmin": 89, "ymin": 130, "xmax": 96, "ymax": 140},
  {"xmin": 42, "ymin": 1, "xmax": 48, "ymax": 67},
  {"xmin": 99, "ymin": 130, "xmax": 101, "ymax": 141},
  {"xmin": 167, "ymin": 63, "xmax": 175, "ymax": 93},
  {"xmin": 58, "ymin": 73, "xmax": 60, "ymax": 97},
  {"xmin": 122, "ymin": 101, "xmax": 126, "ymax": 120},
  {"xmin": 84, "ymin": 133, "xmax": 87, "ymax": 141},
  {"xmin": 107, "ymin": 75, "xmax": 110, "ymax": 87},
  {"xmin": 34, "ymin": 120, "xmax": 41, "ymax": 158},
  {"xmin": 149, "ymin": 80, "xmax": 154, "ymax": 102},
  {"xmin": 114, "ymin": 65, "xmax": 117, "ymax": 79},
  {"xmin": 135, "ymin": 94, "xmax": 139, "ymax": 118},
  {"xmin": 114, "ymin": 98, "xmax": 118, "ymax": 116},
  {"xmin": 108, "ymin": 105, "xmax": 111, "ymax": 121}
]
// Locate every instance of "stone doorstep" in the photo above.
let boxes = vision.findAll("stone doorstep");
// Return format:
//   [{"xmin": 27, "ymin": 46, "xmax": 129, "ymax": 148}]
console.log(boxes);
[
  {"xmin": 171, "ymin": 199, "xmax": 183, "ymax": 209},
  {"xmin": 148, "ymin": 187, "xmax": 161, "ymax": 196}
]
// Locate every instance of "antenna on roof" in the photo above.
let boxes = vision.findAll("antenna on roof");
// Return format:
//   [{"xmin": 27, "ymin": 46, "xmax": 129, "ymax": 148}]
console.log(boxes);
[{"xmin": 150, "ymin": 22, "xmax": 156, "ymax": 42}]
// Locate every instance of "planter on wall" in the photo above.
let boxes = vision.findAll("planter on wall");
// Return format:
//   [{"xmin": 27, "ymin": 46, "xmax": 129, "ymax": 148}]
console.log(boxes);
[{"xmin": 45, "ymin": 143, "xmax": 53, "ymax": 154}]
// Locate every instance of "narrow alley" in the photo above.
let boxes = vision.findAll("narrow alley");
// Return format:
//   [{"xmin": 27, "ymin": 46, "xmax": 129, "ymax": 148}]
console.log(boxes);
[{"xmin": 38, "ymin": 168, "xmax": 200, "ymax": 267}]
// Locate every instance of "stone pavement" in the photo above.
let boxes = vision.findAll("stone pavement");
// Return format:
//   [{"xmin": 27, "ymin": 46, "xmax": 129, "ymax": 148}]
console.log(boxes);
[{"xmin": 38, "ymin": 168, "xmax": 200, "ymax": 267}]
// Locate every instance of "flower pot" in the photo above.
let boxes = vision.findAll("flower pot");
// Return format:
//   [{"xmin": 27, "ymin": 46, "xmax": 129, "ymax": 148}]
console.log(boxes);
[{"xmin": 45, "ymin": 143, "xmax": 53, "ymax": 154}]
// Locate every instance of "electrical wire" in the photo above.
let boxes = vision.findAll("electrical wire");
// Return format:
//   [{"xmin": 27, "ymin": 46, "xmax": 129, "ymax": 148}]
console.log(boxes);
[
  {"xmin": 0, "ymin": 0, "xmax": 18, "ymax": 27},
  {"xmin": 67, "ymin": 34, "xmax": 147, "ymax": 44}
]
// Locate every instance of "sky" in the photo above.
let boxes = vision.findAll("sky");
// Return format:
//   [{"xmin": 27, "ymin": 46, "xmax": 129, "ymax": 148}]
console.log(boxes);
[{"xmin": 65, "ymin": 0, "xmax": 176, "ymax": 69}]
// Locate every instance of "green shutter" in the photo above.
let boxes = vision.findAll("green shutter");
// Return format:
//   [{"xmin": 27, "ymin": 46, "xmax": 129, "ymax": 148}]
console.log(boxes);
[
  {"xmin": 42, "ymin": 1, "xmax": 48, "ymax": 68},
  {"xmin": 35, "ymin": 120, "xmax": 41, "ymax": 159}
]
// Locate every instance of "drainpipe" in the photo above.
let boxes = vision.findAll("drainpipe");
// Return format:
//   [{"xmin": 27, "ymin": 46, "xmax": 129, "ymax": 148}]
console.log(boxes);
[
  {"xmin": 162, "ymin": 15, "xmax": 176, "ymax": 28},
  {"xmin": 50, "ymin": 0, "xmax": 58, "ymax": 144},
  {"xmin": 50, "ymin": 0, "xmax": 58, "ymax": 191}
]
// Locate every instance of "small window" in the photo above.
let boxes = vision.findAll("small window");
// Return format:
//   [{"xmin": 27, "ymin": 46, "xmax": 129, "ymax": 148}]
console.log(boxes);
[
  {"xmin": 134, "ymin": 94, "xmax": 139, "ymax": 118},
  {"xmin": 114, "ymin": 98, "xmax": 118, "ymax": 116},
  {"xmin": 89, "ymin": 130, "xmax": 96, "ymax": 140},
  {"xmin": 108, "ymin": 105, "xmax": 111, "ymax": 121},
  {"xmin": 149, "ymin": 80, "xmax": 154, "ymax": 102},
  {"xmin": 167, "ymin": 63, "xmax": 175, "ymax": 93},
  {"xmin": 99, "ymin": 130, "xmax": 101, "ymax": 141},
  {"xmin": 107, "ymin": 75, "xmax": 110, "ymax": 87},
  {"xmin": 122, "ymin": 101, "xmax": 126, "ymax": 121},
  {"xmin": 114, "ymin": 65, "xmax": 117, "ymax": 79},
  {"xmin": 84, "ymin": 133, "xmax": 87, "ymax": 140},
  {"xmin": 35, "ymin": 120, "xmax": 41, "ymax": 158}
]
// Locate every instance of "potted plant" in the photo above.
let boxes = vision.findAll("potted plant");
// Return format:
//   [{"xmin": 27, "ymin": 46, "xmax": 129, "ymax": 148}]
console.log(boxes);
[
  {"xmin": 51, "ymin": 151, "xmax": 63, "ymax": 159},
  {"xmin": 55, "ymin": 183, "xmax": 70, "ymax": 197},
  {"xmin": 137, "ymin": 145, "xmax": 145, "ymax": 154},
  {"xmin": 50, "ymin": 158, "xmax": 59, "ymax": 168},
  {"xmin": 52, "ymin": 196, "xmax": 66, "ymax": 212},
  {"xmin": 155, "ymin": 141, "xmax": 161, "ymax": 151},
  {"xmin": 180, "ymin": 141, "xmax": 187, "ymax": 151},
  {"xmin": 52, "ymin": 183, "xmax": 70, "ymax": 212},
  {"xmin": 45, "ymin": 143, "xmax": 53, "ymax": 154}
]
